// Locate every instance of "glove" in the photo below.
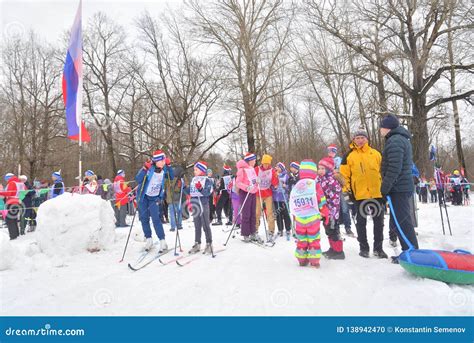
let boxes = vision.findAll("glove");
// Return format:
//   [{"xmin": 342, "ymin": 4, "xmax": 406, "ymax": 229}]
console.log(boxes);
[
  {"xmin": 196, "ymin": 181, "xmax": 203, "ymax": 190},
  {"xmin": 247, "ymin": 184, "xmax": 254, "ymax": 192},
  {"xmin": 165, "ymin": 157, "xmax": 171, "ymax": 166},
  {"xmin": 143, "ymin": 159, "xmax": 152, "ymax": 171}
]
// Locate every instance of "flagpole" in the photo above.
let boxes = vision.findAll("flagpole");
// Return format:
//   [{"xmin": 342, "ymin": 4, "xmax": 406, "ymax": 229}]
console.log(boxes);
[{"xmin": 78, "ymin": 0, "xmax": 83, "ymax": 189}]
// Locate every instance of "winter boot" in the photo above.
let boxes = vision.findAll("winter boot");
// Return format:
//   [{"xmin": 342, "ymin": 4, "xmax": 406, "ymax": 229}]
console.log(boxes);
[
  {"xmin": 250, "ymin": 233, "xmax": 264, "ymax": 244},
  {"xmin": 225, "ymin": 221, "xmax": 232, "ymax": 226},
  {"xmin": 391, "ymin": 255, "xmax": 400, "ymax": 264},
  {"xmin": 310, "ymin": 261, "xmax": 320, "ymax": 268},
  {"xmin": 322, "ymin": 248, "xmax": 335, "ymax": 258},
  {"xmin": 299, "ymin": 260, "xmax": 309, "ymax": 267},
  {"xmin": 373, "ymin": 249, "xmax": 388, "ymax": 259},
  {"xmin": 327, "ymin": 251, "xmax": 345, "ymax": 260},
  {"xmin": 389, "ymin": 239, "xmax": 398, "ymax": 247},
  {"xmin": 203, "ymin": 243, "xmax": 213, "ymax": 255},
  {"xmin": 188, "ymin": 243, "xmax": 201, "ymax": 254},
  {"xmin": 212, "ymin": 221, "xmax": 223, "ymax": 226},
  {"xmin": 144, "ymin": 238, "xmax": 153, "ymax": 251},
  {"xmin": 359, "ymin": 250, "xmax": 370, "ymax": 258},
  {"xmin": 159, "ymin": 239, "xmax": 168, "ymax": 253},
  {"xmin": 279, "ymin": 231, "xmax": 283, "ymax": 237},
  {"xmin": 242, "ymin": 236, "xmax": 251, "ymax": 243}
]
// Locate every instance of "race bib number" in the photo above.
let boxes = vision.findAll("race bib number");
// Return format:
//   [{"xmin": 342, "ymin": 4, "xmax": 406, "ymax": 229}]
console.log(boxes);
[
  {"xmin": 289, "ymin": 179, "xmax": 319, "ymax": 217},
  {"xmin": 190, "ymin": 176, "xmax": 208, "ymax": 197},
  {"xmin": 258, "ymin": 169, "xmax": 272, "ymax": 190},
  {"xmin": 223, "ymin": 175, "xmax": 232, "ymax": 191},
  {"xmin": 244, "ymin": 168, "xmax": 257, "ymax": 187},
  {"xmin": 146, "ymin": 172, "xmax": 164, "ymax": 197}
]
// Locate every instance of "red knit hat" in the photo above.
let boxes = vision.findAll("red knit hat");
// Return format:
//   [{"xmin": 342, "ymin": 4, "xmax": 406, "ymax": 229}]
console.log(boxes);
[
  {"xmin": 152, "ymin": 150, "xmax": 166, "ymax": 162},
  {"xmin": 244, "ymin": 152, "xmax": 257, "ymax": 162},
  {"xmin": 318, "ymin": 157, "xmax": 335, "ymax": 172},
  {"xmin": 195, "ymin": 161, "xmax": 208, "ymax": 174}
]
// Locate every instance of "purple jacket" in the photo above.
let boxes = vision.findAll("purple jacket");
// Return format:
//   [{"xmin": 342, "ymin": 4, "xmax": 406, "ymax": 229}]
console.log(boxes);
[{"xmin": 316, "ymin": 172, "xmax": 341, "ymax": 220}]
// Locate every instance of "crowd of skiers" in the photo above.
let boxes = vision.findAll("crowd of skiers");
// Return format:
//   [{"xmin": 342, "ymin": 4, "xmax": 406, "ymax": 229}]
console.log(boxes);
[{"xmin": 1, "ymin": 114, "xmax": 471, "ymax": 269}]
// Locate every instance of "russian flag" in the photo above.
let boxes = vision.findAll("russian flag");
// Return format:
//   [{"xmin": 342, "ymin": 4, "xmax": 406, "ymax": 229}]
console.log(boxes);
[{"xmin": 62, "ymin": 0, "xmax": 90, "ymax": 142}]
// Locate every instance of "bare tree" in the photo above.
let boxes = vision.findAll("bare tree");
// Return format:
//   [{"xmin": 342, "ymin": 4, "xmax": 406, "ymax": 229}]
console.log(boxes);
[
  {"xmin": 305, "ymin": 0, "xmax": 474, "ymax": 174},
  {"xmin": 190, "ymin": 0, "xmax": 296, "ymax": 155},
  {"xmin": 0, "ymin": 32, "xmax": 64, "ymax": 179},
  {"xmin": 83, "ymin": 12, "xmax": 130, "ymax": 174},
  {"xmin": 134, "ymin": 11, "xmax": 241, "ymax": 168}
]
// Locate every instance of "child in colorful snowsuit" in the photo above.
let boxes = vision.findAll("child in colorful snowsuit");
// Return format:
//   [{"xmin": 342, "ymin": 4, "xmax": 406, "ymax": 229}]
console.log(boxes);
[
  {"xmin": 188, "ymin": 161, "xmax": 214, "ymax": 254},
  {"xmin": 317, "ymin": 157, "xmax": 345, "ymax": 260},
  {"xmin": 289, "ymin": 160, "xmax": 328, "ymax": 268}
]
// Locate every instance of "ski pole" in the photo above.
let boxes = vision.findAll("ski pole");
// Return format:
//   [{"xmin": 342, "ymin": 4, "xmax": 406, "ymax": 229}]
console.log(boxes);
[
  {"xmin": 257, "ymin": 184, "xmax": 270, "ymax": 242},
  {"xmin": 172, "ymin": 177, "xmax": 185, "ymax": 256},
  {"xmin": 119, "ymin": 172, "xmax": 147, "ymax": 262},
  {"xmin": 224, "ymin": 190, "xmax": 250, "ymax": 246}
]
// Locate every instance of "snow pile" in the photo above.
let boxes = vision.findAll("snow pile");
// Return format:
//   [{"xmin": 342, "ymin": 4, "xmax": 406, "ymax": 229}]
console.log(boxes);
[
  {"xmin": 36, "ymin": 193, "xmax": 116, "ymax": 256},
  {"xmin": 0, "ymin": 232, "xmax": 16, "ymax": 270}
]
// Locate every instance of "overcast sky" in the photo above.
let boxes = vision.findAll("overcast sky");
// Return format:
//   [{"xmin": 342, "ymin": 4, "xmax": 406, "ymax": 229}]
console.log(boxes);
[{"xmin": 0, "ymin": 0, "xmax": 180, "ymax": 45}]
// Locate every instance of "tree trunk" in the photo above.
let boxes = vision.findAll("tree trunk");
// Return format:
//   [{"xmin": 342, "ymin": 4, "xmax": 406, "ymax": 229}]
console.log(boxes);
[
  {"xmin": 447, "ymin": 10, "xmax": 467, "ymax": 175},
  {"xmin": 410, "ymin": 97, "xmax": 430, "ymax": 177}
]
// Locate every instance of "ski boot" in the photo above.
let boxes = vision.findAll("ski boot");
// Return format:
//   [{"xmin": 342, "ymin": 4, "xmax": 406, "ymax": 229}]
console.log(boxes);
[
  {"xmin": 188, "ymin": 243, "xmax": 201, "ymax": 254},
  {"xmin": 144, "ymin": 238, "xmax": 153, "ymax": 251},
  {"xmin": 203, "ymin": 243, "xmax": 213, "ymax": 255},
  {"xmin": 159, "ymin": 239, "xmax": 168, "ymax": 253}
]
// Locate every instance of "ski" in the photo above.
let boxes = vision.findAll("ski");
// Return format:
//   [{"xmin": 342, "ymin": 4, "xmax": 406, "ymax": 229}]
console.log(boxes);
[
  {"xmin": 131, "ymin": 242, "xmax": 159, "ymax": 266},
  {"xmin": 176, "ymin": 248, "xmax": 226, "ymax": 267},
  {"xmin": 241, "ymin": 239, "xmax": 274, "ymax": 248},
  {"xmin": 128, "ymin": 246, "xmax": 175, "ymax": 271}
]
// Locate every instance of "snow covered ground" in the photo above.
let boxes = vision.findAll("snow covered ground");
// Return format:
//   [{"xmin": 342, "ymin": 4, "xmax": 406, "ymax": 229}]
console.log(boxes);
[{"xmin": 0, "ymin": 198, "xmax": 472, "ymax": 316}]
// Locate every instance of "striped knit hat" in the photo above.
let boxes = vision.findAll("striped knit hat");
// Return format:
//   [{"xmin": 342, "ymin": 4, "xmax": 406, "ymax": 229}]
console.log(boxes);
[
  {"xmin": 117, "ymin": 169, "xmax": 125, "ymax": 176},
  {"xmin": 276, "ymin": 162, "xmax": 286, "ymax": 172},
  {"xmin": 4, "ymin": 173, "xmax": 14, "ymax": 182},
  {"xmin": 299, "ymin": 160, "xmax": 317, "ymax": 180},
  {"xmin": 318, "ymin": 157, "xmax": 335, "ymax": 172},
  {"xmin": 52, "ymin": 170, "xmax": 61, "ymax": 179},
  {"xmin": 152, "ymin": 150, "xmax": 166, "ymax": 162},
  {"xmin": 327, "ymin": 144, "xmax": 338, "ymax": 153},
  {"xmin": 195, "ymin": 161, "xmax": 208, "ymax": 174},
  {"xmin": 290, "ymin": 162, "xmax": 300, "ymax": 170},
  {"xmin": 85, "ymin": 170, "xmax": 95, "ymax": 177},
  {"xmin": 223, "ymin": 164, "xmax": 232, "ymax": 172},
  {"xmin": 244, "ymin": 152, "xmax": 257, "ymax": 162}
]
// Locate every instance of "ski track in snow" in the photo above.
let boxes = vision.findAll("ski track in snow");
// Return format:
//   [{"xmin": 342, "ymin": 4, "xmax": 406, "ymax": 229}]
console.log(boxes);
[{"xmin": 1, "ymin": 202, "xmax": 473, "ymax": 316}]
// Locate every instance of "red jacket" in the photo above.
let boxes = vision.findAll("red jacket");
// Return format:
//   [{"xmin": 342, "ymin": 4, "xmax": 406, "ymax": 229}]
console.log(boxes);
[
  {"xmin": 0, "ymin": 176, "xmax": 22, "ymax": 205},
  {"xmin": 255, "ymin": 166, "xmax": 279, "ymax": 198},
  {"xmin": 113, "ymin": 175, "xmax": 131, "ymax": 206}
]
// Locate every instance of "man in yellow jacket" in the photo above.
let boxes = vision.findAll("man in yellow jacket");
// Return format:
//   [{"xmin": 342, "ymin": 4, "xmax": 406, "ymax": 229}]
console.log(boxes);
[{"xmin": 340, "ymin": 129, "xmax": 388, "ymax": 259}]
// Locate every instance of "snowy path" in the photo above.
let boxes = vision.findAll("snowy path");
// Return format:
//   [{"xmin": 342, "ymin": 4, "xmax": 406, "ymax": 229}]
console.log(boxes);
[{"xmin": 1, "ymin": 202, "xmax": 472, "ymax": 316}]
